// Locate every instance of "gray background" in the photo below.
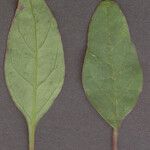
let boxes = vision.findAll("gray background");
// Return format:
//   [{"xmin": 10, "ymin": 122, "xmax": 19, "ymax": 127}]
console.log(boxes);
[{"xmin": 0, "ymin": 0, "xmax": 149, "ymax": 149}]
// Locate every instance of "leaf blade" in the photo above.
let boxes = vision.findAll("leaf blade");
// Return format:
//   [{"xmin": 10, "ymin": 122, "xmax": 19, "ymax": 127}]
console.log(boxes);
[
  {"xmin": 5, "ymin": 0, "xmax": 64, "ymax": 127},
  {"xmin": 82, "ymin": 0, "xmax": 143, "ymax": 129}
]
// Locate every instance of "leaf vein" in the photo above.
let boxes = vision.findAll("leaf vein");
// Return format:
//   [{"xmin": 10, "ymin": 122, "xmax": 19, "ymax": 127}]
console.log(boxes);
[
  {"xmin": 16, "ymin": 23, "xmax": 33, "ymax": 55},
  {"xmin": 10, "ymin": 56, "xmax": 33, "ymax": 87},
  {"xmin": 38, "ymin": 24, "xmax": 51, "ymax": 49},
  {"xmin": 37, "ymin": 48, "xmax": 58, "ymax": 88},
  {"xmin": 36, "ymin": 85, "xmax": 60, "ymax": 118}
]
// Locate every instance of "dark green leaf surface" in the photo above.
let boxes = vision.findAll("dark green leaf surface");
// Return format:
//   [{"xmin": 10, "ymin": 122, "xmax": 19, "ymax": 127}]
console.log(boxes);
[
  {"xmin": 5, "ymin": 0, "xmax": 64, "ymax": 149},
  {"xmin": 83, "ymin": 0, "xmax": 143, "ymax": 129}
]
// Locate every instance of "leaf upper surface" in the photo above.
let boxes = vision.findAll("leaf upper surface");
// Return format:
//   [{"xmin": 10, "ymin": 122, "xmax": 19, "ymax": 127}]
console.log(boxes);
[
  {"xmin": 5, "ymin": 0, "xmax": 65, "ymax": 125},
  {"xmin": 82, "ymin": 0, "xmax": 143, "ymax": 128}
]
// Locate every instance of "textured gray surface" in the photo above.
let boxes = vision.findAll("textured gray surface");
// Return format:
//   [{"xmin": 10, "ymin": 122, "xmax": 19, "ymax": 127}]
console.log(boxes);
[{"xmin": 0, "ymin": 0, "xmax": 149, "ymax": 150}]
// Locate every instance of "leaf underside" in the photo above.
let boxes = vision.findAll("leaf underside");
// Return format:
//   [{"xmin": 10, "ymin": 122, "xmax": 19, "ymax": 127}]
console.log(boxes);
[
  {"xmin": 5, "ymin": 0, "xmax": 65, "ymax": 126},
  {"xmin": 83, "ymin": 0, "xmax": 143, "ymax": 129}
]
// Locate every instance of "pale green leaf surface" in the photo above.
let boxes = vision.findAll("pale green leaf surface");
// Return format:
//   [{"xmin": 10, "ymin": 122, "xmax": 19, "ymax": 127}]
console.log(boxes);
[
  {"xmin": 5, "ymin": 0, "xmax": 65, "ymax": 126},
  {"xmin": 83, "ymin": 0, "xmax": 143, "ymax": 129}
]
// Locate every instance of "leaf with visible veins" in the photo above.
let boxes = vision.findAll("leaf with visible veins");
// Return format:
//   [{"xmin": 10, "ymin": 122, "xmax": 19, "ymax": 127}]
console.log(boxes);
[
  {"xmin": 82, "ymin": 0, "xmax": 143, "ymax": 147},
  {"xmin": 83, "ymin": 0, "xmax": 143, "ymax": 129},
  {"xmin": 5, "ymin": 0, "xmax": 65, "ymax": 149}
]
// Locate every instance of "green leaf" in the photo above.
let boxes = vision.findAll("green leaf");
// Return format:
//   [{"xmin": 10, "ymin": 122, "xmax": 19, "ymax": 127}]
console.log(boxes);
[
  {"xmin": 5, "ymin": 0, "xmax": 65, "ymax": 149},
  {"xmin": 82, "ymin": 0, "xmax": 143, "ymax": 129}
]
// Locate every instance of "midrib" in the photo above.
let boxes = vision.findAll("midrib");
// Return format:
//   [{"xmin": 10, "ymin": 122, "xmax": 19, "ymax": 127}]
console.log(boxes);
[
  {"xmin": 106, "ymin": 6, "xmax": 118, "ymax": 122},
  {"xmin": 29, "ymin": 0, "xmax": 38, "ymax": 124}
]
